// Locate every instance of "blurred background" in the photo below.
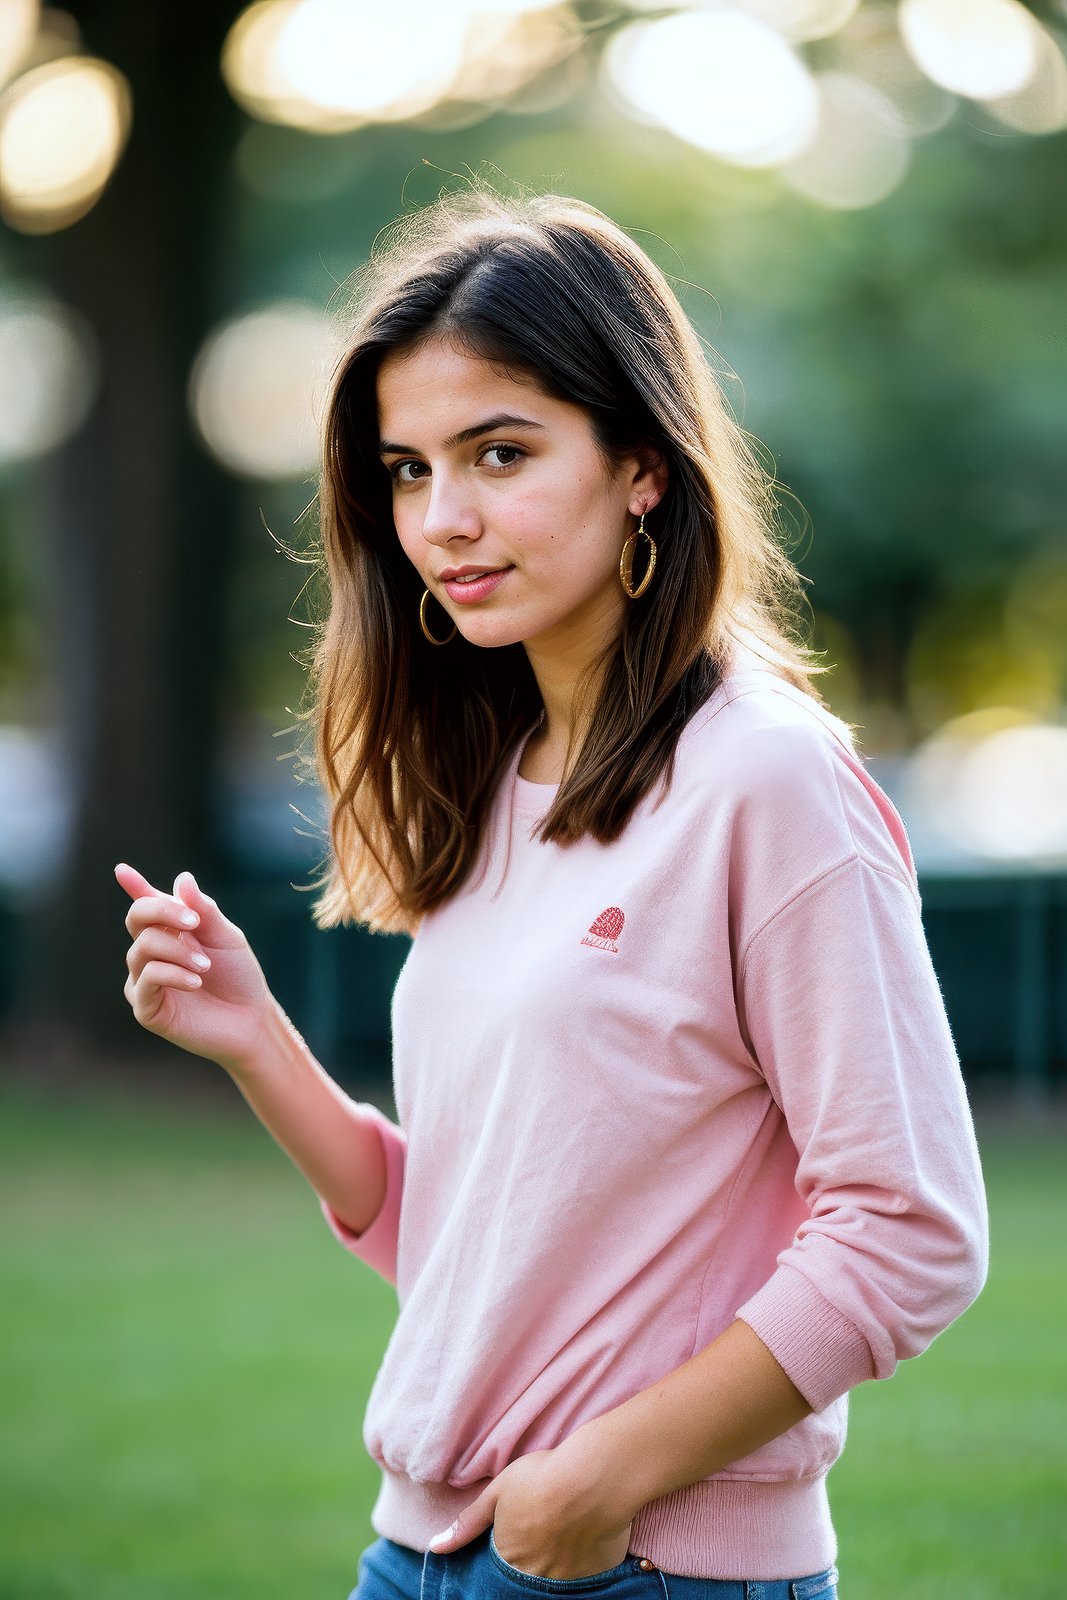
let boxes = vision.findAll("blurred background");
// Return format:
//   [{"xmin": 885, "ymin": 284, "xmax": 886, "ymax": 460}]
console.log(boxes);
[{"xmin": 1, "ymin": 2, "xmax": 1065, "ymax": 1596}]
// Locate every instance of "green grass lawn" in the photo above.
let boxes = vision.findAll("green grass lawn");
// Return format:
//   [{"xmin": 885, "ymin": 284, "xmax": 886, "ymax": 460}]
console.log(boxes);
[{"xmin": 1, "ymin": 1073, "xmax": 1063, "ymax": 1599}]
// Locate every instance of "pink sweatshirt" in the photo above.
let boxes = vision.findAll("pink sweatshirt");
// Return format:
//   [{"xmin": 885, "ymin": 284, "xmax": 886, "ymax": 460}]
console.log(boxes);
[{"xmin": 318, "ymin": 650, "xmax": 988, "ymax": 1580}]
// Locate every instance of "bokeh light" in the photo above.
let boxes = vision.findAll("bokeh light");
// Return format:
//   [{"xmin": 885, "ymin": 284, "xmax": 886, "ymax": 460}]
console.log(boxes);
[
  {"xmin": 222, "ymin": 0, "xmax": 350, "ymax": 132},
  {"xmin": 0, "ymin": 290, "xmax": 100, "ymax": 465},
  {"xmin": 472, "ymin": 0, "xmax": 563, "ymax": 12},
  {"xmin": 985, "ymin": 25, "xmax": 1067, "ymax": 135},
  {"xmin": 221, "ymin": 0, "xmax": 563, "ymax": 131},
  {"xmin": 732, "ymin": 0, "xmax": 861, "ymax": 43},
  {"xmin": 835, "ymin": 1, "xmax": 956, "ymax": 135},
  {"xmin": 604, "ymin": 8, "xmax": 819, "ymax": 168},
  {"xmin": 443, "ymin": 5, "xmax": 582, "ymax": 114},
  {"xmin": 907, "ymin": 710, "xmax": 1067, "ymax": 864},
  {"xmin": 778, "ymin": 71, "xmax": 910, "ymax": 207},
  {"xmin": 0, "ymin": 0, "xmax": 38, "ymax": 88},
  {"xmin": 960, "ymin": 724, "xmax": 1067, "ymax": 859},
  {"xmin": 277, "ymin": 0, "xmax": 466, "ymax": 125},
  {"xmin": 189, "ymin": 302, "xmax": 338, "ymax": 480},
  {"xmin": 0, "ymin": 55, "xmax": 131, "ymax": 233},
  {"xmin": 898, "ymin": 0, "xmax": 1042, "ymax": 101}
]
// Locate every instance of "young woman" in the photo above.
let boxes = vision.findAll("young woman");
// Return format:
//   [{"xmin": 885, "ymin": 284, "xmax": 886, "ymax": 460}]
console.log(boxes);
[{"xmin": 117, "ymin": 189, "xmax": 988, "ymax": 1600}]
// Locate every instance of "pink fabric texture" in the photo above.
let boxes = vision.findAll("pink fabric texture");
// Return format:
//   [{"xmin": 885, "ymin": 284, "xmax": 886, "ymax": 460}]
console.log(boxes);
[{"xmin": 319, "ymin": 654, "xmax": 988, "ymax": 1579}]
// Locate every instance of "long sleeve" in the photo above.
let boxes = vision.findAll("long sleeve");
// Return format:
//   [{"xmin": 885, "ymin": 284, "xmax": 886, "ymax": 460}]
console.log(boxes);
[
  {"xmin": 319, "ymin": 1100, "xmax": 407, "ymax": 1288},
  {"xmin": 733, "ymin": 850, "xmax": 989, "ymax": 1413}
]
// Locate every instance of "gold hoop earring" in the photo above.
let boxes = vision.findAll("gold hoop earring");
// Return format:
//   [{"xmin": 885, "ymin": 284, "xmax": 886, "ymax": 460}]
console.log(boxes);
[
  {"xmin": 620, "ymin": 512, "xmax": 657, "ymax": 600},
  {"xmin": 419, "ymin": 588, "xmax": 457, "ymax": 645}
]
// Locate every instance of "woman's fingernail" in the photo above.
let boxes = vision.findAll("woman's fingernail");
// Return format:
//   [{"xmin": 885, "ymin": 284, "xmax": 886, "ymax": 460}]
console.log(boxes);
[
  {"xmin": 429, "ymin": 1523, "xmax": 456, "ymax": 1549},
  {"xmin": 181, "ymin": 911, "xmax": 199, "ymax": 927}
]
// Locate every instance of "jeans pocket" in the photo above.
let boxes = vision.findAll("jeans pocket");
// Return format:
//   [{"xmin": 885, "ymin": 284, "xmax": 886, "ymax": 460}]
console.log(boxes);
[
  {"xmin": 488, "ymin": 1528, "xmax": 647, "ymax": 1591},
  {"xmin": 790, "ymin": 1567, "xmax": 839, "ymax": 1600}
]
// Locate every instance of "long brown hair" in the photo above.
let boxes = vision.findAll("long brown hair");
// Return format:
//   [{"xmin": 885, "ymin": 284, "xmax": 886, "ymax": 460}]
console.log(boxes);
[{"xmin": 295, "ymin": 185, "xmax": 830, "ymax": 936}]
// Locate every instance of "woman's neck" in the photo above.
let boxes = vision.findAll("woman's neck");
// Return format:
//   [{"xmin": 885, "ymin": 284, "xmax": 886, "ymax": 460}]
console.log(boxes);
[{"xmin": 517, "ymin": 721, "xmax": 570, "ymax": 785}]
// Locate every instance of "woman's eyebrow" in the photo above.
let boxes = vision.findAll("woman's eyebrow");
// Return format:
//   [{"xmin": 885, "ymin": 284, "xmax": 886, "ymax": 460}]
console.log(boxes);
[{"xmin": 378, "ymin": 414, "xmax": 545, "ymax": 456}]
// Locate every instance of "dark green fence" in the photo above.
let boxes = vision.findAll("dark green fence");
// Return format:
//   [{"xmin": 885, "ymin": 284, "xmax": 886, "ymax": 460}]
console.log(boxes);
[
  {"xmin": 2, "ymin": 872, "xmax": 1064, "ymax": 1105},
  {"xmin": 919, "ymin": 874, "xmax": 1067, "ymax": 1110}
]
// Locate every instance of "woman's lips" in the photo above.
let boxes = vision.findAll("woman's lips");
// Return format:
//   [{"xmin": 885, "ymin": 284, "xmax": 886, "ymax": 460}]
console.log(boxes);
[{"xmin": 442, "ymin": 568, "xmax": 513, "ymax": 603}]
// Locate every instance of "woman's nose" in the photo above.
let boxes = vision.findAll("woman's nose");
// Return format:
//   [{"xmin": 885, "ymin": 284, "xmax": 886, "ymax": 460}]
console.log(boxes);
[{"xmin": 420, "ymin": 471, "xmax": 480, "ymax": 544}]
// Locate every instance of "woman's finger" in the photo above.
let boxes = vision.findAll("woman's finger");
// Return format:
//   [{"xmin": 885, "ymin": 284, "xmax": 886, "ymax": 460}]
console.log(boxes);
[
  {"xmin": 170, "ymin": 869, "xmax": 243, "ymax": 950},
  {"xmin": 115, "ymin": 861, "xmax": 162, "ymax": 900},
  {"xmin": 116, "ymin": 861, "xmax": 203, "ymax": 936},
  {"xmin": 130, "ymin": 957, "xmax": 204, "ymax": 1000},
  {"xmin": 126, "ymin": 925, "xmax": 211, "ymax": 983},
  {"xmin": 124, "ymin": 892, "xmax": 201, "ymax": 940}
]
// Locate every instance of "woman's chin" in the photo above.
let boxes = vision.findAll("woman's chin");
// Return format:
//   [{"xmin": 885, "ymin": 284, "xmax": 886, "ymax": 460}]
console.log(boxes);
[{"xmin": 452, "ymin": 616, "xmax": 533, "ymax": 651}]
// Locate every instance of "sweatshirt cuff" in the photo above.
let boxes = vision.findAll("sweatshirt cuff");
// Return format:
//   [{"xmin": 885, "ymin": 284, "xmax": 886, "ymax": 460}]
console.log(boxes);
[
  {"xmin": 318, "ymin": 1101, "xmax": 405, "ymax": 1287},
  {"xmin": 736, "ymin": 1263, "xmax": 876, "ymax": 1413}
]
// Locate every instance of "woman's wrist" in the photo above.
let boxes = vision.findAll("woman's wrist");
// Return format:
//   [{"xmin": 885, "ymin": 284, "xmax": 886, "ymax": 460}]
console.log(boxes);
[
  {"xmin": 551, "ymin": 1418, "xmax": 650, "ymax": 1528},
  {"xmin": 214, "ymin": 994, "xmax": 296, "ymax": 1080}
]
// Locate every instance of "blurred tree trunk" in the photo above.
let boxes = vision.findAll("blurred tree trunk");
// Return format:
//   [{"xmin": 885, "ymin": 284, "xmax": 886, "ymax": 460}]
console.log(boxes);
[{"xmin": 22, "ymin": 4, "xmax": 242, "ymax": 1057}]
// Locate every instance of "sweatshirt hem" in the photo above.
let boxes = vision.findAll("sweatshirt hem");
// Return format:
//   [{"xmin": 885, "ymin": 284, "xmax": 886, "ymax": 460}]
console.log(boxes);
[{"xmin": 367, "ymin": 1465, "xmax": 837, "ymax": 1581}]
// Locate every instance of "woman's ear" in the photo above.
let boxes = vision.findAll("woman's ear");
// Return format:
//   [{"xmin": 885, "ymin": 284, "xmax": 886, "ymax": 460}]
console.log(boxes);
[{"xmin": 629, "ymin": 442, "xmax": 669, "ymax": 515}]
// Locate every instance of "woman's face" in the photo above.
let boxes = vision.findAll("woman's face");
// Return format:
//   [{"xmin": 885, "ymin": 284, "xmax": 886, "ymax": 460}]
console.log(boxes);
[{"xmin": 375, "ymin": 335, "xmax": 663, "ymax": 660}]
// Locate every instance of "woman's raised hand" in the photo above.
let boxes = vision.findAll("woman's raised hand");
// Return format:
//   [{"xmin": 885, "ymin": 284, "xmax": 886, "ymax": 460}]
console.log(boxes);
[{"xmin": 116, "ymin": 862, "xmax": 277, "ymax": 1074}]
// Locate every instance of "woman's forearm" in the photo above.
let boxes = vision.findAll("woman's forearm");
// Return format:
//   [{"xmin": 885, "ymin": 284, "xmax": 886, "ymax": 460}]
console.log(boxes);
[
  {"xmin": 558, "ymin": 1319, "xmax": 812, "ymax": 1521},
  {"xmin": 222, "ymin": 999, "xmax": 387, "ymax": 1236}
]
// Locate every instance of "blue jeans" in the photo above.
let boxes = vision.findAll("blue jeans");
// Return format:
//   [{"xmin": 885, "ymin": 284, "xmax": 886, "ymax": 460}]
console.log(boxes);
[{"xmin": 347, "ymin": 1526, "xmax": 839, "ymax": 1600}]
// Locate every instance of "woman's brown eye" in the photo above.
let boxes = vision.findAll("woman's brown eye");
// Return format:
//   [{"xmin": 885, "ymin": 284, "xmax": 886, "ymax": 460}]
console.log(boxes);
[{"xmin": 483, "ymin": 445, "xmax": 524, "ymax": 468}]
